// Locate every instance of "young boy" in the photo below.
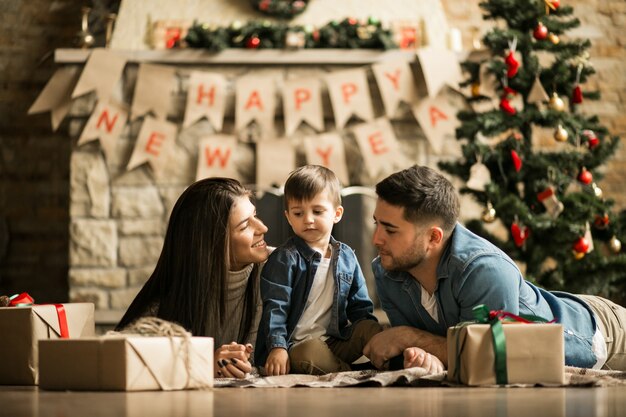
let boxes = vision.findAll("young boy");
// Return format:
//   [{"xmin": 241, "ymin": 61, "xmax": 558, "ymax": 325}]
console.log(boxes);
[{"xmin": 255, "ymin": 165, "xmax": 382, "ymax": 375}]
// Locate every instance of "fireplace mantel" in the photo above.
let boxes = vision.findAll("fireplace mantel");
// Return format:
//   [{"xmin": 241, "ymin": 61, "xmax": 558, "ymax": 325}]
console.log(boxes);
[{"xmin": 54, "ymin": 48, "xmax": 416, "ymax": 65}]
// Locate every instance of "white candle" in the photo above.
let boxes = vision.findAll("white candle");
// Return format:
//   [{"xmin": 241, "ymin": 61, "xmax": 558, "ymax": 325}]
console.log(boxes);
[{"xmin": 448, "ymin": 28, "xmax": 463, "ymax": 52}]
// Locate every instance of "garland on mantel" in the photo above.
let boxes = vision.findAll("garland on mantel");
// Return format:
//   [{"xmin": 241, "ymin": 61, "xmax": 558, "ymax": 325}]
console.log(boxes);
[
  {"xmin": 251, "ymin": 0, "xmax": 309, "ymax": 19},
  {"xmin": 185, "ymin": 17, "xmax": 397, "ymax": 51}
]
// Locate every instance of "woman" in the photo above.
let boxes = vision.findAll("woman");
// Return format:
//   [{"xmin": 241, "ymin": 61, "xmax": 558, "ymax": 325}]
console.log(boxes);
[{"xmin": 116, "ymin": 178, "xmax": 271, "ymax": 378}]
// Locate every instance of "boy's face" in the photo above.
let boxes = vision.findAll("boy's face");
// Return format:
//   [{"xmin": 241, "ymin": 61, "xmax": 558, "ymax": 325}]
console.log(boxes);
[{"xmin": 285, "ymin": 189, "xmax": 343, "ymax": 251}]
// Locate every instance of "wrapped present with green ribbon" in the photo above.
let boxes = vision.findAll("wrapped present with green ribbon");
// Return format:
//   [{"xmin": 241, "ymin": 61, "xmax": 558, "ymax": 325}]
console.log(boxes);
[{"xmin": 447, "ymin": 304, "xmax": 565, "ymax": 386}]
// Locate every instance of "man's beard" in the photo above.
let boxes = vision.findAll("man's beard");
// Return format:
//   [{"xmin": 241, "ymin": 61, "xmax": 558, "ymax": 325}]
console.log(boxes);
[{"xmin": 381, "ymin": 244, "xmax": 425, "ymax": 272}]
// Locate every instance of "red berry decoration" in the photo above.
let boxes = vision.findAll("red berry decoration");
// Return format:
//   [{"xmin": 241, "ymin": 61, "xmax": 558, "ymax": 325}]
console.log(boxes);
[
  {"xmin": 573, "ymin": 236, "xmax": 590, "ymax": 254},
  {"xmin": 533, "ymin": 23, "xmax": 548, "ymax": 40},
  {"xmin": 246, "ymin": 36, "xmax": 261, "ymax": 48},
  {"xmin": 577, "ymin": 167, "xmax": 593, "ymax": 185}
]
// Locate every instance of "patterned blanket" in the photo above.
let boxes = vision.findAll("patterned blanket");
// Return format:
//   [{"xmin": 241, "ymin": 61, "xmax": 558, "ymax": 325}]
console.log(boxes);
[{"xmin": 214, "ymin": 366, "xmax": 626, "ymax": 388}]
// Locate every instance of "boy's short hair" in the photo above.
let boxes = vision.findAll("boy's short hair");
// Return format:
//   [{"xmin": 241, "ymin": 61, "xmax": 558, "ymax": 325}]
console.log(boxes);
[{"xmin": 283, "ymin": 165, "xmax": 342, "ymax": 210}]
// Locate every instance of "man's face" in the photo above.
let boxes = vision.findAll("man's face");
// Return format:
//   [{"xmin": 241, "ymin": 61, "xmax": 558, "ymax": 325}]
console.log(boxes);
[{"xmin": 372, "ymin": 199, "xmax": 428, "ymax": 272}]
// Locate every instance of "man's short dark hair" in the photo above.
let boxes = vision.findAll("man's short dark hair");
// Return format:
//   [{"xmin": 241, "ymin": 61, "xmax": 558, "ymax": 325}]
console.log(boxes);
[{"xmin": 375, "ymin": 165, "xmax": 460, "ymax": 233}]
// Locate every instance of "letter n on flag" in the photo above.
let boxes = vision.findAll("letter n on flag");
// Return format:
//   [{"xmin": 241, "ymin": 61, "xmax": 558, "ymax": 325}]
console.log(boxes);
[
  {"xmin": 411, "ymin": 88, "xmax": 461, "ymax": 154},
  {"xmin": 77, "ymin": 99, "xmax": 128, "ymax": 162},
  {"xmin": 196, "ymin": 135, "xmax": 239, "ymax": 181}
]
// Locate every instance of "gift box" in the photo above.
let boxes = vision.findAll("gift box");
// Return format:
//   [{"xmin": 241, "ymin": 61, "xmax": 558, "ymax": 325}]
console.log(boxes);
[
  {"xmin": 39, "ymin": 336, "xmax": 214, "ymax": 391},
  {"xmin": 0, "ymin": 302, "xmax": 95, "ymax": 385},
  {"xmin": 447, "ymin": 306, "xmax": 565, "ymax": 386}
]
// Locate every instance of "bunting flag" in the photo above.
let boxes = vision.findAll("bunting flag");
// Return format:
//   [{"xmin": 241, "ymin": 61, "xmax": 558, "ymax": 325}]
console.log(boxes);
[
  {"xmin": 415, "ymin": 46, "xmax": 462, "ymax": 97},
  {"xmin": 77, "ymin": 99, "xmax": 128, "ymax": 162},
  {"xmin": 126, "ymin": 117, "xmax": 177, "ymax": 177},
  {"xmin": 527, "ymin": 75, "xmax": 550, "ymax": 104},
  {"xmin": 371, "ymin": 59, "xmax": 418, "ymax": 117},
  {"xmin": 235, "ymin": 74, "xmax": 276, "ymax": 141},
  {"xmin": 304, "ymin": 133, "xmax": 349, "ymax": 185},
  {"xmin": 71, "ymin": 49, "xmax": 127, "ymax": 100},
  {"xmin": 283, "ymin": 77, "xmax": 324, "ymax": 136},
  {"xmin": 325, "ymin": 68, "xmax": 374, "ymax": 129},
  {"xmin": 256, "ymin": 139, "xmax": 296, "ymax": 188},
  {"xmin": 28, "ymin": 66, "xmax": 81, "ymax": 131},
  {"xmin": 196, "ymin": 135, "xmax": 239, "ymax": 181},
  {"xmin": 352, "ymin": 118, "xmax": 404, "ymax": 182},
  {"xmin": 412, "ymin": 88, "xmax": 460, "ymax": 154},
  {"xmin": 130, "ymin": 64, "xmax": 176, "ymax": 120},
  {"xmin": 183, "ymin": 71, "xmax": 227, "ymax": 130}
]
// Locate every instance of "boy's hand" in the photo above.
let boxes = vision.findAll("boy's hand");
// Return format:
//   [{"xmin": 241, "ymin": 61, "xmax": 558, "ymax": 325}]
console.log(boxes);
[
  {"xmin": 403, "ymin": 347, "xmax": 445, "ymax": 374},
  {"xmin": 265, "ymin": 348, "xmax": 290, "ymax": 376}
]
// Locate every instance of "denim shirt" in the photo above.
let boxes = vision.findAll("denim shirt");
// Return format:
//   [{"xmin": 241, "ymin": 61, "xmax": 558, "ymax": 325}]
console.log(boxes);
[
  {"xmin": 255, "ymin": 235, "xmax": 376, "ymax": 366},
  {"xmin": 373, "ymin": 223, "xmax": 598, "ymax": 368}
]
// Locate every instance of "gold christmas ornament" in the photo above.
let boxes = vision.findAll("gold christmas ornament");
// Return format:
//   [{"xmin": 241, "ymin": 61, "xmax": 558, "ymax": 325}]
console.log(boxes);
[
  {"xmin": 554, "ymin": 124, "xmax": 569, "ymax": 142},
  {"xmin": 548, "ymin": 33, "xmax": 560, "ymax": 44},
  {"xmin": 481, "ymin": 201, "xmax": 497, "ymax": 223},
  {"xmin": 609, "ymin": 236, "xmax": 622, "ymax": 254},
  {"xmin": 572, "ymin": 250, "xmax": 585, "ymax": 260},
  {"xmin": 471, "ymin": 82, "xmax": 481, "ymax": 98},
  {"xmin": 548, "ymin": 93, "xmax": 565, "ymax": 111}
]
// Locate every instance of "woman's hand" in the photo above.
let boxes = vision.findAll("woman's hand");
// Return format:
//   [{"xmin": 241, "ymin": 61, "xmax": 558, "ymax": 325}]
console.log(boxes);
[
  {"xmin": 403, "ymin": 347, "xmax": 445, "ymax": 374},
  {"xmin": 214, "ymin": 342, "xmax": 254, "ymax": 379},
  {"xmin": 264, "ymin": 347, "xmax": 289, "ymax": 376}
]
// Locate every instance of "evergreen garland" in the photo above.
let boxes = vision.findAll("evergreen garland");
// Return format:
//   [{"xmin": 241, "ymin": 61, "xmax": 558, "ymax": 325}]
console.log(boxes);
[{"xmin": 185, "ymin": 17, "xmax": 396, "ymax": 51}]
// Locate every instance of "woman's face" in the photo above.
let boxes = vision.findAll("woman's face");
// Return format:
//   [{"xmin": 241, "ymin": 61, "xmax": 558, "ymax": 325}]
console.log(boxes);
[{"xmin": 229, "ymin": 196, "xmax": 269, "ymax": 271}]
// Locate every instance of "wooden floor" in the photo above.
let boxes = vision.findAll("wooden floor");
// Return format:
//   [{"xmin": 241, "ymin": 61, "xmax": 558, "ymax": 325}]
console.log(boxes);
[{"xmin": 1, "ymin": 385, "xmax": 625, "ymax": 417}]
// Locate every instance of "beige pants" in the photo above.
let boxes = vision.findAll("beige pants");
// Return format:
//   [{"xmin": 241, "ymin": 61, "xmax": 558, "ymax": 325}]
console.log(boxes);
[
  {"xmin": 576, "ymin": 294, "xmax": 626, "ymax": 371},
  {"xmin": 289, "ymin": 319, "xmax": 382, "ymax": 375}
]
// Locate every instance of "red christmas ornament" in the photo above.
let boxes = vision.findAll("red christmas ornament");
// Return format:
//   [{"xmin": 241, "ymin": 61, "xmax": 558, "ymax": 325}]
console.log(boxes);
[
  {"xmin": 573, "ymin": 236, "xmax": 590, "ymax": 254},
  {"xmin": 594, "ymin": 213, "xmax": 610, "ymax": 229},
  {"xmin": 578, "ymin": 167, "xmax": 593, "ymax": 185},
  {"xmin": 505, "ymin": 51, "xmax": 520, "ymax": 78},
  {"xmin": 511, "ymin": 222, "xmax": 530, "ymax": 247},
  {"xmin": 500, "ymin": 87, "xmax": 517, "ymax": 115},
  {"xmin": 550, "ymin": 0, "xmax": 560, "ymax": 9},
  {"xmin": 583, "ymin": 130, "xmax": 600, "ymax": 149},
  {"xmin": 533, "ymin": 23, "xmax": 548, "ymax": 40},
  {"xmin": 246, "ymin": 36, "xmax": 261, "ymax": 49},
  {"xmin": 510, "ymin": 150, "xmax": 522, "ymax": 172},
  {"xmin": 348, "ymin": 18, "xmax": 358, "ymax": 25},
  {"xmin": 259, "ymin": 0, "xmax": 271, "ymax": 11},
  {"xmin": 572, "ymin": 84, "xmax": 583, "ymax": 104}
]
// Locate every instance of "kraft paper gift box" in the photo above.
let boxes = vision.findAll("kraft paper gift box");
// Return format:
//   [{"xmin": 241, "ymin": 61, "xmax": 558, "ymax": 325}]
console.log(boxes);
[
  {"xmin": 0, "ymin": 302, "xmax": 95, "ymax": 385},
  {"xmin": 38, "ymin": 336, "xmax": 214, "ymax": 391},
  {"xmin": 447, "ymin": 322, "xmax": 566, "ymax": 386}
]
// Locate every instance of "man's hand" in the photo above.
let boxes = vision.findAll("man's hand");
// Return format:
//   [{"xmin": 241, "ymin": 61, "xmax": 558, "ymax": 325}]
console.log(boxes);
[
  {"xmin": 363, "ymin": 326, "xmax": 448, "ymax": 370},
  {"xmin": 403, "ymin": 347, "xmax": 445, "ymax": 374},
  {"xmin": 264, "ymin": 347, "xmax": 290, "ymax": 376},
  {"xmin": 363, "ymin": 327, "xmax": 407, "ymax": 369}
]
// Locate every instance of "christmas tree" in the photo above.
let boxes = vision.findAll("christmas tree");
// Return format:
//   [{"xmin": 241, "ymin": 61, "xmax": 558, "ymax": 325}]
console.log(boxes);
[{"xmin": 439, "ymin": 0, "xmax": 626, "ymax": 302}]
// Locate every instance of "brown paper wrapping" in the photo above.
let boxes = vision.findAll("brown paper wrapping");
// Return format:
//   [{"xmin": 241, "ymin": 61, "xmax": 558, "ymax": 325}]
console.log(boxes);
[
  {"xmin": 447, "ymin": 323, "xmax": 566, "ymax": 386},
  {"xmin": 0, "ymin": 303, "xmax": 95, "ymax": 385},
  {"xmin": 39, "ymin": 336, "xmax": 214, "ymax": 391}
]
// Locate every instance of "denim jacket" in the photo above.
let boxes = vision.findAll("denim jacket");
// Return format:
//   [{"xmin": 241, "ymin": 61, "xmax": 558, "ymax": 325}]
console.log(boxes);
[
  {"xmin": 255, "ymin": 235, "xmax": 376, "ymax": 366},
  {"xmin": 373, "ymin": 223, "xmax": 598, "ymax": 368}
]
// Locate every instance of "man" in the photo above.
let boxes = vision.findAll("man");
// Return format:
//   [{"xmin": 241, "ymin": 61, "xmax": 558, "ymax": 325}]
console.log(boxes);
[{"xmin": 363, "ymin": 165, "xmax": 626, "ymax": 372}]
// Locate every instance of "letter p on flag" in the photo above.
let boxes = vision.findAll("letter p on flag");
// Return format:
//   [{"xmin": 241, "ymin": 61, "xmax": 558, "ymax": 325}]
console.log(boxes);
[
  {"xmin": 341, "ymin": 83, "xmax": 358, "ymax": 104},
  {"xmin": 294, "ymin": 88, "xmax": 311, "ymax": 111}
]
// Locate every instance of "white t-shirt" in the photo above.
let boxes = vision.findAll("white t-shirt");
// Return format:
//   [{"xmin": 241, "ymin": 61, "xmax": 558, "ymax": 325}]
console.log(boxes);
[
  {"xmin": 291, "ymin": 249, "xmax": 335, "ymax": 343},
  {"xmin": 421, "ymin": 286, "xmax": 439, "ymax": 323}
]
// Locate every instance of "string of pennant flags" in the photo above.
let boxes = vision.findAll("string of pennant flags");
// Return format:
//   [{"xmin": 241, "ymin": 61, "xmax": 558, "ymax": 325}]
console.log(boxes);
[{"xmin": 28, "ymin": 48, "xmax": 465, "ymax": 186}]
